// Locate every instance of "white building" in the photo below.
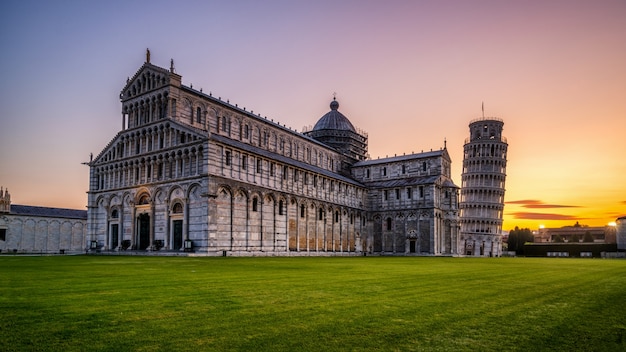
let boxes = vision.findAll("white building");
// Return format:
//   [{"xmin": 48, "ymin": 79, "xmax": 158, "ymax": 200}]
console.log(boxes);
[
  {"xmin": 459, "ymin": 118, "xmax": 508, "ymax": 257},
  {"xmin": 0, "ymin": 188, "xmax": 87, "ymax": 254},
  {"xmin": 86, "ymin": 52, "xmax": 465, "ymax": 256}
]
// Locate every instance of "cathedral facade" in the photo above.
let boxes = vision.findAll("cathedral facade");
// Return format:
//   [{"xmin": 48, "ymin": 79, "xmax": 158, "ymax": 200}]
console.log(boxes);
[{"xmin": 86, "ymin": 53, "xmax": 463, "ymax": 256}]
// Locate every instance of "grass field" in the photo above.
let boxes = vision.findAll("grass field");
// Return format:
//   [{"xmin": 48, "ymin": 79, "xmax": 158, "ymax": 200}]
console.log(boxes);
[{"xmin": 1, "ymin": 256, "xmax": 625, "ymax": 351}]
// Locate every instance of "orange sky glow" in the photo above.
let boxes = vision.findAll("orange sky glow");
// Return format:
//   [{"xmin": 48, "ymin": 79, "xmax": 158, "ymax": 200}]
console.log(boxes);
[{"xmin": 1, "ymin": 0, "xmax": 625, "ymax": 232}]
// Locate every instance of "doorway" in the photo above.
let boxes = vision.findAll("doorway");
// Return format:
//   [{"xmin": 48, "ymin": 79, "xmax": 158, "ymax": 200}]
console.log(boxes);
[
  {"xmin": 138, "ymin": 213, "xmax": 150, "ymax": 250},
  {"xmin": 110, "ymin": 224, "xmax": 119, "ymax": 249},
  {"xmin": 409, "ymin": 240, "xmax": 416, "ymax": 253},
  {"xmin": 172, "ymin": 220, "xmax": 183, "ymax": 250}
]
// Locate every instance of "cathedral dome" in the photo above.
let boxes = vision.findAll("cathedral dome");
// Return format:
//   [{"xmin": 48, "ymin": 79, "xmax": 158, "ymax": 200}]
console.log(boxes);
[{"xmin": 312, "ymin": 98, "xmax": 356, "ymax": 133}]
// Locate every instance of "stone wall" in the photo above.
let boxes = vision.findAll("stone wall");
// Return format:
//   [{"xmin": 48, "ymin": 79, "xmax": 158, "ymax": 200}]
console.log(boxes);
[{"xmin": 0, "ymin": 215, "xmax": 85, "ymax": 254}]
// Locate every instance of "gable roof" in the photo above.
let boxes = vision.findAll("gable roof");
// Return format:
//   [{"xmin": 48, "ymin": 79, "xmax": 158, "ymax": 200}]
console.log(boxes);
[
  {"xmin": 121, "ymin": 62, "xmax": 177, "ymax": 97},
  {"xmin": 90, "ymin": 118, "xmax": 207, "ymax": 166}
]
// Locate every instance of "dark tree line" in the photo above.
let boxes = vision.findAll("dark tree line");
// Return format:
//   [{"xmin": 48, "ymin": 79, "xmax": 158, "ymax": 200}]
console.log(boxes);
[{"xmin": 507, "ymin": 227, "xmax": 534, "ymax": 255}]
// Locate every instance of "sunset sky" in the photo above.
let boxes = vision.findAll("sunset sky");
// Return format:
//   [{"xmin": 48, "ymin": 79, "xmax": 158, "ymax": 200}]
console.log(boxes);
[{"xmin": 1, "ymin": 0, "xmax": 624, "ymax": 231}]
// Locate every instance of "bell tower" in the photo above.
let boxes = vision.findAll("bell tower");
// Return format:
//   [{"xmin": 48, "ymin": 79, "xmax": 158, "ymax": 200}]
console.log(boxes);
[
  {"xmin": 459, "ymin": 117, "xmax": 508, "ymax": 256},
  {"xmin": 0, "ymin": 187, "xmax": 10, "ymax": 213}
]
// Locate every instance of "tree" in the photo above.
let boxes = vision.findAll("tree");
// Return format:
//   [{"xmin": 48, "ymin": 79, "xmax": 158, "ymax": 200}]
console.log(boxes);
[
  {"xmin": 553, "ymin": 235, "xmax": 564, "ymax": 243},
  {"xmin": 507, "ymin": 227, "xmax": 534, "ymax": 255},
  {"xmin": 570, "ymin": 234, "xmax": 579, "ymax": 243},
  {"xmin": 583, "ymin": 231, "xmax": 594, "ymax": 243}
]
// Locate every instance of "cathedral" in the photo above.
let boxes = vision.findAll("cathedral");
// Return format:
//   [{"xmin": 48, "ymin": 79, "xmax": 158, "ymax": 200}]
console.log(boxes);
[{"xmin": 87, "ymin": 51, "xmax": 505, "ymax": 256}]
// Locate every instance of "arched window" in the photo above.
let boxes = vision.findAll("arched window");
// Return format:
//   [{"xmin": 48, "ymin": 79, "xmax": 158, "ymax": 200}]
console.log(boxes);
[
  {"xmin": 252, "ymin": 198, "xmax": 258, "ymax": 212},
  {"xmin": 111, "ymin": 209, "xmax": 119, "ymax": 218},
  {"xmin": 196, "ymin": 107, "xmax": 201, "ymax": 123},
  {"xmin": 300, "ymin": 204, "xmax": 305, "ymax": 218},
  {"xmin": 225, "ymin": 150, "xmax": 231, "ymax": 166},
  {"xmin": 335, "ymin": 211, "xmax": 339, "ymax": 223},
  {"xmin": 278, "ymin": 200, "xmax": 284, "ymax": 215},
  {"xmin": 318, "ymin": 208, "xmax": 324, "ymax": 220},
  {"xmin": 386, "ymin": 218, "xmax": 392, "ymax": 231},
  {"xmin": 172, "ymin": 203, "xmax": 183, "ymax": 214},
  {"xmin": 222, "ymin": 117, "xmax": 229, "ymax": 134}
]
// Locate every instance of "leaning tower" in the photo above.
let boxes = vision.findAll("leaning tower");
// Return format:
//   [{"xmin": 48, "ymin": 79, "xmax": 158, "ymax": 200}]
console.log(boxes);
[{"xmin": 459, "ymin": 117, "xmax": 508, "ymax": 257}]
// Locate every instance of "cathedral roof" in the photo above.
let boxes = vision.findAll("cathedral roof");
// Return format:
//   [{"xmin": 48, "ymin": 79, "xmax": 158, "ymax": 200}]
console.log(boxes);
[
  {"xmin": 312, "ymin": 98, "xmax": 357, "ymax": 133},
  {"xmin": 360, "ymin": 175, "xmax": 459, "ymax": 189},
  {"xmin": 210, "ymin": 134, "xmax": 366, "ymax": 188},
  {"xmin": 10, "ymin": 205, "xmax": 87, "ymax": 219},
  {"xmin": 352, "ymin": 149, "xmax": 449, "ymax": 167}
]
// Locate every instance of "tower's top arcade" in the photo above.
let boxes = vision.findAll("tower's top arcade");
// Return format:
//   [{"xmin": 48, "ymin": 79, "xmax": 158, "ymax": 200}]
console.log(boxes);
[{"xmin": 467, "ymin": 118, "xmax": 505, "ymax": 143}]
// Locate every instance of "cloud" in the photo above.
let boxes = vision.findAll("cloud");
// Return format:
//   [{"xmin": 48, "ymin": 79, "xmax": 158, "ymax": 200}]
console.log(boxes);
[
  {"xmin": 506, "ymin": 199, "xmax": 542, "ymax": 205},
  {"xmin": 524, "ymin": 204, "xmax": 580, "ymax": 209},
  {"xmin": 505, "ymin": 200, "xmax": 580, "ymax": 209},
  {"xmin": 621, "ymin": 201, "xmax": 626, "ymax": 205},
  {"xmin": 509, "ymin": 212, "xmax": 585, "ymax": 221}
]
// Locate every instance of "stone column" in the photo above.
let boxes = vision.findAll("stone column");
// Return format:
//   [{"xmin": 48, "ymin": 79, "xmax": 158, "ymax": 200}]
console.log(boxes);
[
  {"xmin": 164, "ymin": 199, "xmax": 170, "ymax": 249},
  {"xmin": 175, "ymin": 155, "xmax": 180, "ymax": 178},
  {"xmin": 183, "ymin": 197, "xmax": 189, "ymax": 241},
  {"xmin": 119, "ymin": 200, "xmax": 124, "ymax": 248},
  {"xmin": 130, "ymin": 204, "xmax": 136, "ymax": 249},
  {"xmin": 150, "ymin": 201, "xmax": 155, "ymax": 249}
]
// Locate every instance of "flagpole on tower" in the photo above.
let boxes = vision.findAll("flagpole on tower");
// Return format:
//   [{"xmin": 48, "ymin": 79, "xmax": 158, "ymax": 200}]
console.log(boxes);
[{"xmin": 482, "ymin": 101, "xmax": 485, "ymax": 118}]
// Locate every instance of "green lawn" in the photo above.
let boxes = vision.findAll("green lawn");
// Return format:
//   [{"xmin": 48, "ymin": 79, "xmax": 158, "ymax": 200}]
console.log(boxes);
[{"xmin": 1, "ymin": 256, "xmax": 625, "ymax": 351}]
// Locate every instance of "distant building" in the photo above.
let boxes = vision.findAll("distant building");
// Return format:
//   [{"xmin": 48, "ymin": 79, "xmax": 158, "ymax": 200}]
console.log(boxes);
[
  {"xmin": 86, "ymin": 52, "xmax": 464, "ymax": 256},
  {"xmin": 0, "ymin": 188, "xmax": 87, "ymax": 254},
  {"xmin": 523, "ymin": 243, "xmax": 617, "ymax": 258},
  {"xmin": 533, "ymin": 222, "xmax": 616, "ymax": 244},
  {"xmin": 617, "ymin": 216, "xmax": 626, "ymax": 250},
  {"xmin": 459, "ymin": 118, "xmax": 508, "ymax": 257}
]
